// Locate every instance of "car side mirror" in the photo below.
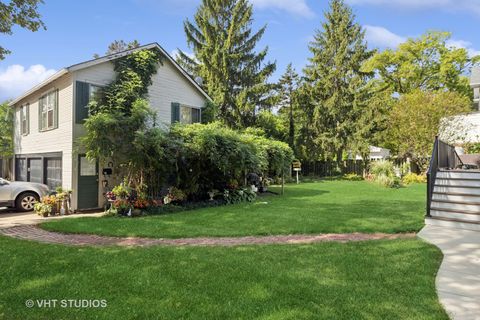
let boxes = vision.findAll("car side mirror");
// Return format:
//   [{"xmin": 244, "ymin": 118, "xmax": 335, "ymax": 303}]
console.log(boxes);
[{"xmin": 0, "ymin": 179, "xmax": 8, "ymax": 186}]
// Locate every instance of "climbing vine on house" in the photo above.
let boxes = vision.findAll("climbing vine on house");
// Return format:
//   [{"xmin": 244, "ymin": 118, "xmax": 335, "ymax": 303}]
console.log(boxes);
[{"xmin": 81, "ymin": 49, "xmax": 164, "ymax": 185}]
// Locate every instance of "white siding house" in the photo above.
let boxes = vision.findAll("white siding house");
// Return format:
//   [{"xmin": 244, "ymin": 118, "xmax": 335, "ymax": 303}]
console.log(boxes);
[
  {"xmin": 9, "ymin": 43, "xmax": 211, "ymax": 211},
  {"xmin": 439, "ymin": 67, "xmax": 480, "ymax": 144}
]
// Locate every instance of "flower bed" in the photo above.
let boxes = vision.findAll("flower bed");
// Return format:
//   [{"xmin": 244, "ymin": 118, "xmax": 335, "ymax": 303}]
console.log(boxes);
[{"xmin": 105, "ymin": 180, "xmax": 258, "ymax": 218}]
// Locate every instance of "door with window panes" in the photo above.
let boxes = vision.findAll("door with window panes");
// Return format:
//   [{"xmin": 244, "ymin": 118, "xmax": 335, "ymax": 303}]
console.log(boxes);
[{"xmin": 77, "ymin": 155, "xmax": 99, "ymax": 209}]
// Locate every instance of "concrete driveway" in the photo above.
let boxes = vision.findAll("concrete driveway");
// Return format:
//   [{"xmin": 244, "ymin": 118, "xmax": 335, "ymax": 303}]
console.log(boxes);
[
  {"xmin": 419, "ymin": 225, "xmax": 480, "ymax": 320},
  {"xmin": 0, "ymin": 208, "xmax": 105, "ymax": 229}
]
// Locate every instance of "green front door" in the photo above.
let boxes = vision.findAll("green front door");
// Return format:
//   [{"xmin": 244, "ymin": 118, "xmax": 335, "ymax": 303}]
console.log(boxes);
[{"xmin": 77, "ymin": 155, "xmax": 99, "ymax": 209}]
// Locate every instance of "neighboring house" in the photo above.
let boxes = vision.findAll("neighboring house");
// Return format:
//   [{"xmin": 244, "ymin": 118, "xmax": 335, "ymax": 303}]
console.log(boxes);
[
  {"xmin": 8, "ymin": 43, "xmax": 211, "ymax": 211},
  {"xmin": 355, "ymin": 146, "xmax": 390, "ymax": 161},
  {"xmin": 440, "ymin": 67, "xmax": 480, "ymax": 144},
  {"xmin": 349, "ymin": 146, "xmax": 390, "ymax": 161}
]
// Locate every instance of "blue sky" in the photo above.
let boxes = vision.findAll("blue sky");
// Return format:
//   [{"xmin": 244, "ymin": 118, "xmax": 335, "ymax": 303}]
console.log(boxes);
[{"xmin": 1, "ymin": 0, "xmax": 480, "ymax": 101}]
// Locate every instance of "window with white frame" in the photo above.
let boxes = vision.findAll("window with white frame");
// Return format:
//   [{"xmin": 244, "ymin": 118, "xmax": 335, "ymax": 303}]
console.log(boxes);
[
  {"xmin": 180, "ymin": 105, "xmax": 201, "ymax": 124},
  {"xmin": 20, "ymin": 104, "xmax": 29, "ymax": 135},
  {"xmin": 39, "ymin": 90, "xmax": 58, "ymax": 131}
]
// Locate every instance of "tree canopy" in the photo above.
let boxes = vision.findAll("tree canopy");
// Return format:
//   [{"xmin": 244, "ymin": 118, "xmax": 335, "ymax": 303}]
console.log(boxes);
[
  {"xmin": 386, "ymin": 90, "xmax": 471, "ymax": 171},
  {"xmin": 0, "ymin": 102, "xmax": 13, "ymax": 157},
  {"xmin": 177, "ymin": 0, "xmax": 276, "ymax": 128},
  {"xmin": 363, "ymin": 31, "xmax": 479, "ymax": 98},
  {"xmin": 301, "ymin": 0, "xmax": 374, "ymax": 162},
  {"xmin": 0, "ymin": 0, "xmax": 46, "ymax": 60}
]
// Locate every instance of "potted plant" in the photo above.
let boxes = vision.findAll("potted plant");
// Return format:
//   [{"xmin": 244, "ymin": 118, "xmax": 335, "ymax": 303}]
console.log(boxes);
[{"xmin": 34, "ymin": 202, "xmax": 52, "ymax": 217}]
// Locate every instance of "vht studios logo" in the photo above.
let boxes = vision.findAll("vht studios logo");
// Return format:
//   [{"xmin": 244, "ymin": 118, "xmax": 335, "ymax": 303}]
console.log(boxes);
[{"xmin": 25, "ymin": 299, "xmax": 107, "ymax": 308}]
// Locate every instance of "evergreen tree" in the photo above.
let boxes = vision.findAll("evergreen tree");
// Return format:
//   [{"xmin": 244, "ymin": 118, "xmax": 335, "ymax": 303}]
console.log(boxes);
[
  {"xmin": 177, "ymin": 0, "xmax": 276, "ymax": 128},
  {"xmin": 303, "ymin": 0, "xmax": 373, "ymax": 163},
  {"xmin": 275, "ymin": 63, "xmax": 300, "ymax": 151}
]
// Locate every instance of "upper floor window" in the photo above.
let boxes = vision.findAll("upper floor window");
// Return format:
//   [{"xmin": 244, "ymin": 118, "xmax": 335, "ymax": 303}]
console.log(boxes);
[
  {"xmin": 20, "ymin": 104, "xmax": 29, "ymax": 135},
  {"xmin": 75, "ymin": 81, "xmax": 102, "ymax": 124},
  {"xmin": 171, "ymin": 102, "xmax": 201, "ymax": 124},
  {"xmin": 39, "ymin": 90, "xmax": 58, "ymax": 131}
]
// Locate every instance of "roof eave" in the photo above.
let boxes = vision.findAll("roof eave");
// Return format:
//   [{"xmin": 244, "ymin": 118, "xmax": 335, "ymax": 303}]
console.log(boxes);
[
  {"xmin": 8, "ymin": 42, "xmax": 212, "ymax": 107},
  {"xmin": 8, "ymin": 69, "xmax": 69, "ymax": 107}
]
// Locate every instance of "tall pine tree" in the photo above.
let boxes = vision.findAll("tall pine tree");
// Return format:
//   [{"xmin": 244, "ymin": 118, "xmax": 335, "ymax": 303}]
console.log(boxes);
[
  {"xmin": 276, "ymin": 63, "xmax": 300, "ymax": 151},
  {"xmin": 303, "ymin": 0, "xmax": 373, "ymax": 163},
  {"xmin": 177, "ymin": 0, "xmax": 276, "ymax": 128}
]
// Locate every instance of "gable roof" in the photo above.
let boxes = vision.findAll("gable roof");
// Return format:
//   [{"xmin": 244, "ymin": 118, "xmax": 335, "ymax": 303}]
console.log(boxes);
[{"xmin": 9, "ymin": 42, "xmax": 211, "ymax": 106}]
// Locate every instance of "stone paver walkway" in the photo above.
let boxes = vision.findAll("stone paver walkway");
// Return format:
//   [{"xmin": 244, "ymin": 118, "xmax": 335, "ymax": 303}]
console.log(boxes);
[
  {"xmin": 419, "ymin": 225, "xmax": 480, "ymax": 320},
  {"xmin": 0, "ymin": 225, "xmax": 415, "ymax": 247},
  {"xmin": 0, "ymin": 210, "xmax": 105, "ymax": 229}
]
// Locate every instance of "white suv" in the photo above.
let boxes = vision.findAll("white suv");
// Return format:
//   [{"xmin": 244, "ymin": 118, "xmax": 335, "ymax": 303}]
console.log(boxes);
[{"xmin": 0, "ymin": 178, "xmax": 50, "ymax": 211}]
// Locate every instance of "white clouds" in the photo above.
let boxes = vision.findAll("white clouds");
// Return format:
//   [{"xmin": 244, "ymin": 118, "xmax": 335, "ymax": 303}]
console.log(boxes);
[
  {"xmin": 346, "ymin": 0, "xmax": 480, "ymax": 14},
  {"xmin": 251, "ymin": 0, "xmax": 315, "ymax": 18},
  {"xmin": 364, "ymin": 25, "xmax": 406, "ymax": 48},
  {"xmin": 446, "ymin": 39, "xmax": 480, "ymax": 58},
  {"xmin": 0, "ymin": 65, "xmax": 56, "ymax": 102},
  {"xmin": 363, "ymin": 25, "xmax": 480, "ymax": 57}
]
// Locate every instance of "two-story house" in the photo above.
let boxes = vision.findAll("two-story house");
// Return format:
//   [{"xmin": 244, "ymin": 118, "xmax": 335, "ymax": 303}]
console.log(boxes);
[{"xmin": 8, "ymin": 43, "xmax": 211, "ymax": 211}]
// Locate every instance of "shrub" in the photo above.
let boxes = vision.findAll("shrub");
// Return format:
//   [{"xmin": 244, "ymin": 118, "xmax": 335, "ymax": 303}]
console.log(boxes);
[
  {"xmin": 402, "ymin": 173, "xmax": 427, "ymax": 185},
  {"xmin": 165, "ymin": 187, "xmax": 186, "ymax": 203},
  {"xmin": 223, "ymin": 188, "xmax": 257, "ymax": 204},
  {"xmin": 374, "ymin": 175, "xmax": 402, "ymax": 188},
  {"xmin": 370, "ymin": 160, "xmax": 395, "ymax": 177},
  {"xmin": 343, "ymin": 173, "xmax": 364, "ymax": 181},
  {"xmin": 369, "ymin": 160, "xmax": 401, "ymax": 188},
  {"xmin": 170, "ymin": 122, "xmax": 293, "ymax": 197}
]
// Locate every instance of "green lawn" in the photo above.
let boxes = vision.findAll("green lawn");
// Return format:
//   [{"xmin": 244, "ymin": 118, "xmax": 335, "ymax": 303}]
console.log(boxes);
[
  {"xmin": 0, "ymin": 236, "xmax": 447, "ymax": 320},
  {"xmin": 42, "ymin": 181, "xmax": 426, "ymax": 238}
]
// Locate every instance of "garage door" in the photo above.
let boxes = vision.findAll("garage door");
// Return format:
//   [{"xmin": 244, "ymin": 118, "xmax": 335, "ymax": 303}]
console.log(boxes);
[
  {"xmin": 45, "ymin": 158, "xmax": 62, "ymax": 190},
  {"xmin": 15, "ymin": 158, "xmax": 27, "ymax": 181},
  {"xmin": 28, "ymin": 158, "xmax": 43, "ymax": 183}
]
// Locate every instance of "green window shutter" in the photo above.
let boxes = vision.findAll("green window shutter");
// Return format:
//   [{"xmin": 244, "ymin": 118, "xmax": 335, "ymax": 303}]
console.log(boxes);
[
  {"xmin": 171, "ymin": 102, "xmax": 180, "ymax": 124},
  {"xmin": 75, "ymin": 81, "xmax": 90, "ymax": 124},
  {"xmin": 192, "ymin": 108, "xmax": 201, "ymax": 123},
  {"xmin": 54, "ymin": 89, "xmax": 59, "ymax": 129}
]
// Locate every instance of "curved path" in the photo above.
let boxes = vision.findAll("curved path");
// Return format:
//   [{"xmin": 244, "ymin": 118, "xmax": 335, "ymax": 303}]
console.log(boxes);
[
  {"xmin": 419, "ymin": 225, "xmax": 480, "ymax": 320},
  {"xmin": 0, "ymin": 225, "xmax": 415, "ymax": 247}
]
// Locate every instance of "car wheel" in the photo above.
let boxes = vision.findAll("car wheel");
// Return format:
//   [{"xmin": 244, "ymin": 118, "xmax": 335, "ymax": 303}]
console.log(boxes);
[{"xmin": 16, "ymin": 192, "xmax": 39, "ymax": 212}]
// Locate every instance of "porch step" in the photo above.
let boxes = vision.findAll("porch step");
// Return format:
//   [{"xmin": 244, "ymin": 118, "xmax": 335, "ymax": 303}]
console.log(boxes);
[
  {"xmin": 435, "ymin": 178, "xmax": 480, "ymax": 187},
  {"xmin": 425, "ymin": 217, "xmax": 480, "ymax": 231},
  {"xmin": 432, "ymin": 192, "xmax": 480, "ymax": 203},
  {"xmin": 437, "ymin": 170, "xmax": 480, "ymax": 179},
  {"xmin": 431, "ymin": 208, "xmax": 480, "ymax": 223},
  {"xmin": 431, "ymin": 200, "xmax": 480, "ymax": 213},
  {"xmin": 433, "ymin": 185, "xmax": 480, "ymax": 195}
]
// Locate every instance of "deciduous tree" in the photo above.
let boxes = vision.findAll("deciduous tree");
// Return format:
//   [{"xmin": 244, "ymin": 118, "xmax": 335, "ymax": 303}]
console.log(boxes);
[
  {"xmin": 387, "ymin": 90, "xmax": 471, "ymax": 171},
  {"xmin": 363, "ymin": 31, "xmax": 479, "ymax": 98},
  {"xmin": 0, "ymin": 102, "xmax": 13, "ymax": 157},
  {"xmin": 0, "ymin": 0, "xmax": 46, "ymax": 60}
]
